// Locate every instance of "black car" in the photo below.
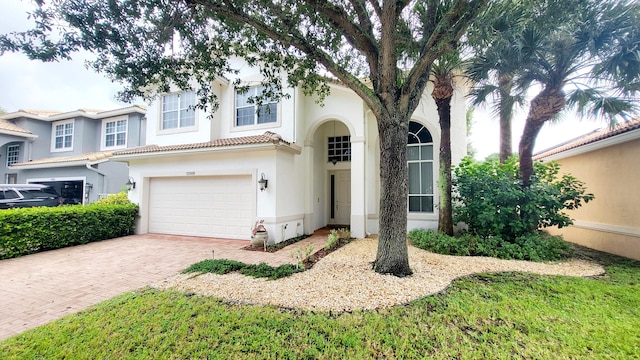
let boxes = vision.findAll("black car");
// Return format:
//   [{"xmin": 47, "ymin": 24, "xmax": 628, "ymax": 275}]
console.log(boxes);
[{"xmin": 0, "ymin": 184, "xmax": 63, "ymax": 209}]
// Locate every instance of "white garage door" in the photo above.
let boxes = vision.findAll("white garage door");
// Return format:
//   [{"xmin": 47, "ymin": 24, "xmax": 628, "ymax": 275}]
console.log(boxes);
[{"xmin": 148, "ymin": 176, "xmax": 253, "ymax": 239}]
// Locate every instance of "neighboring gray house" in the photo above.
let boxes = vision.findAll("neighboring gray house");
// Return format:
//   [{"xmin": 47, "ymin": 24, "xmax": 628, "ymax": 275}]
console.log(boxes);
[{"xmin": 0, "ymin": 106, "xmax": 146, "ymax": 204}]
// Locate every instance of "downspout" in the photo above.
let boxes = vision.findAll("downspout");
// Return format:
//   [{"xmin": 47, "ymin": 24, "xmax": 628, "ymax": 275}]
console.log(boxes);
[
  {"xmin": 86, "ymin": 160, "xmax": 108, "ymax": 201},
  {"xmin": 292, "ymin": 87, "xmax": 297, "ymax": 143}
]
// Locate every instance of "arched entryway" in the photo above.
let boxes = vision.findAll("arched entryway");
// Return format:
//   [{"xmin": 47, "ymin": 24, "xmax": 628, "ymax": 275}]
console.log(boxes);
[{"xmin": 307, "ymin": 119, "xmax": 353, "ymax": 230}]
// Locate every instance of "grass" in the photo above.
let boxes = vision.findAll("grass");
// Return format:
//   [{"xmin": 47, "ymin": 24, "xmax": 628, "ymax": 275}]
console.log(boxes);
[{"xmin": 1, "ymin": 253, "xmax": 638, "ymax": 358}]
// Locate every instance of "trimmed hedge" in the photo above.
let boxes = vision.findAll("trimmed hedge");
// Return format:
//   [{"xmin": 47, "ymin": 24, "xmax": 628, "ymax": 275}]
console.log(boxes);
[
  {"xmin": 408, "ymin": 228, "xmax": 573, "ymax": 262},
  {"xmin": 0, "ymin": 203, "xmax": 138, "ymax": 259},
  {"xmin": 182, "ymin": 259, "xmax": 302, "ymax": 280}
]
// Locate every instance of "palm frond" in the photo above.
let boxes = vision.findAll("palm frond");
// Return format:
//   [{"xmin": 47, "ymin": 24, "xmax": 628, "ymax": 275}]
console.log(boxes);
[
  {"xmin": 566, "ymin": 87, "xmax": 639, "ymax": 122},
  {"xmin": 469, "ymin": 84, "xmax": 500, "ymax": 106}
]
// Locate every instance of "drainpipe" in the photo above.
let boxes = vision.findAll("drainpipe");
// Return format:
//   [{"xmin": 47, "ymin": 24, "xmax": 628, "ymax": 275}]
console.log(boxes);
[
  {"xmin": 292, "ymin": 88, "xmax": 296, "ymax": 143},
  {"xmin": 86, "ymin": 160, "xmax": 108, "ymax": 200}
]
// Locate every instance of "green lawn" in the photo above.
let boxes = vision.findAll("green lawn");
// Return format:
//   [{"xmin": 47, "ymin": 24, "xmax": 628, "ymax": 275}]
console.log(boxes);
[{"xmin": 1, "ymin": 252, "xmax": 638, "ymax": 359}]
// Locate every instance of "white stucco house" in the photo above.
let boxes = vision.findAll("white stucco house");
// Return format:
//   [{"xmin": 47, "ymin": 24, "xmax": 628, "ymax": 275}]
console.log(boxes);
[{"xmin": 113, "ymin": 59, "xmax": 469, "ymax": 243}]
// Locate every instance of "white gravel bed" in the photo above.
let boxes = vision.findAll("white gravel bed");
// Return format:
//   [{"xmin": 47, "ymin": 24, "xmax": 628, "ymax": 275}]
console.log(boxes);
[{"xmin": 152, "ymin": 237, "xmax": 605, "ymax": 312}]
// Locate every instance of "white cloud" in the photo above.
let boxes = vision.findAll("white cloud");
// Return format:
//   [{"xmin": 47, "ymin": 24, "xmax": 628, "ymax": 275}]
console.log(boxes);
[{"xmin": 0, "ymin": 1, "xmax": 132, "ymax": 112}]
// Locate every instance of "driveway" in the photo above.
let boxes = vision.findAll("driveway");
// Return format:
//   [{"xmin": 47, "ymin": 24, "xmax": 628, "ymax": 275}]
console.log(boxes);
[{"xmin": 0, "ymin": 233, "xmax": 326, "ymax": 341}]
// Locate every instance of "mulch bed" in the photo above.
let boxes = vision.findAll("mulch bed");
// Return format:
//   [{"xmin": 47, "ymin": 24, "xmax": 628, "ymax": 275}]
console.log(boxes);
[
  {"xmin": 302, "ymin": 237, "xmax": 353, "ymax": 269},
  {"xmin": 242, "ymin": 235, "xmax": 310, "ymax": 253},
  {"xmin": 242, "ymin": 235, "xmax": 353, "ymax": 269}
]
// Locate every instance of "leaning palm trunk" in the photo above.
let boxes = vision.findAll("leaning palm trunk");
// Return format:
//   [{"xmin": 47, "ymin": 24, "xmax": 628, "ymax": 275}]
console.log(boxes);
[{"xmin": 519, "ymin": 87, "xmax": 566, "ymax": 186}]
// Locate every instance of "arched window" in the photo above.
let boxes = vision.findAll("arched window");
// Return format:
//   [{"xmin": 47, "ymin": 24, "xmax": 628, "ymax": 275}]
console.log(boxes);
[{"xmin": 407, "ymin": 121, "xmax": 434, "ymax": 212}]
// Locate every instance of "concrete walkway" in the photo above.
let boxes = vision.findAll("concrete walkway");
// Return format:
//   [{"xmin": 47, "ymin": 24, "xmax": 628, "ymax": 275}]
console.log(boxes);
[{"xmin": 0, "ymin": 230, "xmax": 330, "ymax": 341}]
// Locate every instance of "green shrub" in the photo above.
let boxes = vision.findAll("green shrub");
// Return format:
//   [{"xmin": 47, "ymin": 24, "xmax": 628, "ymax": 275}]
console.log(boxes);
[
  {"xmin": 408, "ymin": 228, "xmax": 573, "ymax": 262},
  {"xmin": 182, "ymin": 259, "xmax": 245, "ymax": 274},
  {"xmin": 240, "ymin": 263, "xmax": 301, "ymax": 280},
  {"xmin": 325, "ymin": 230, "xmax": 339, "ymax": 250},
  {"xmin": 408, "ymin": 228, "xmax": 471, "ymax": 256},
  {"xmin": 182, "ymin": 260, "xmax": 302, "ymax": 280},
  {"xmin": 515, "ymin": 232, "xmax": 574, "ymax": 261},
  {"xmin": 93, "ymin": 192, "xmax": 132, "ymax": 205},
  {"xmin": 325, "ymin": 228, "xmax": 351, "ymax": 250},
  {"xmin": 453, "ymin": 156, "xmax": 594, "ymax": 241},
  {"xmin": 0, "ymin": 203, "xmax": 138, "ymax": 259}
]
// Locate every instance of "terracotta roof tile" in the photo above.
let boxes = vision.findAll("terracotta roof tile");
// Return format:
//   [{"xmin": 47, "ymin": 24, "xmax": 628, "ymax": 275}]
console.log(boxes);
[
  {"xmin": 0, "ymin": 119, "xmax": 32, "ymax": 135},
  {"xmin": 534, "ymin": 118, "xmax": 640, "ymax": 159},
  {"xmin": 18, "ymin": 109, "xmax": 63, "ymax": 116},
  {"xmin": 1, "ymin": 106, "xmax": 147, "ymax": 121},
  {"xmin": 11, "ymin": 151, "xmax": 114, "ymax": 167},
  {"xmin": 115, "ymin": 131, "xmax": 290, "ymax": 156}
]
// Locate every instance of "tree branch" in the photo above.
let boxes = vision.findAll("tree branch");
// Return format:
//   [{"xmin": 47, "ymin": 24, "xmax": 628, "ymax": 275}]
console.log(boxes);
[
  {"xmin": 367, "ymin": 0, "xmax": 382, "ymax": 19},
  {"xmin": 302, "ymin": 0, "xmax": 379, "ymax": 65},
  {"xmin": 186, "ymin": 0, "xmax": 383, "ymax": 115},
  {"xmin": 378, "ymin": 0, "xmax": 399, "ymax": 117}
]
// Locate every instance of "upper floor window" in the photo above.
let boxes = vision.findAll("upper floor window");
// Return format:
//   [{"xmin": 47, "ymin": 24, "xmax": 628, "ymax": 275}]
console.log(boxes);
[
  {"xmin": 407, "ymin": 121, "xmax": 434, "ymax": 213},
  {"xmin": 103, "ymin": 118, "xmax": 127, "ymax": 149},
  {"xmin": 235, "ymin": 86, "xmax": 277, "ymax": 127},
  {"xmin": 328, "ymin": 135, "xmax": 351, "ymax": 164},
  {"xmin": 162, "ymin": 91, "xmax": 195, "ymax": 130},
  {"xmin": 6, "ymin": 144, "xmax": 20, "ymax": 166},
  {"xmin": 52, "ymin": 120, "xmax": 74, "ymax": 151}
]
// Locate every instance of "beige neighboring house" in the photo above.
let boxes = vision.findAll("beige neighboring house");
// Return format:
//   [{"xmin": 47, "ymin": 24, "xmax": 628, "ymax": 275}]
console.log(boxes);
[{"xmin": 534, "ymin": 119, "xmax": 640, "ymax": 260}]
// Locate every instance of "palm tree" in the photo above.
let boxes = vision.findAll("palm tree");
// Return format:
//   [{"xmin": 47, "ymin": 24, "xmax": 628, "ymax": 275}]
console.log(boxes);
[
  {"xmin": 466, "ymin": 0, "xmax": 532, "ymax": 163},
  {"xmin": 431, "ymin": 53, "xmax": 464, "ymax": 236},
  {"xmin": 516, "ymin": 0, "xmax": 640, "ymax": 185}
]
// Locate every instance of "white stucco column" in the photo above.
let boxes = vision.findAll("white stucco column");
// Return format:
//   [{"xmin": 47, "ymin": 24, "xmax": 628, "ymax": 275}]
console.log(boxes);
[
  {"xmin": 303, "ymin": 143, "xmax": 315, "ymax": 235},
  {"xmin": 350, "ymin": 136, "xmax": 366, "ymax": 238}
]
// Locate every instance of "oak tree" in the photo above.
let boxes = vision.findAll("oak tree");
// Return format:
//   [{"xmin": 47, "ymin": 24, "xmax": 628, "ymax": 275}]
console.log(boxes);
[{"xmin": 1, "ymin": 0, "xmax": 488, "ymax": 276}]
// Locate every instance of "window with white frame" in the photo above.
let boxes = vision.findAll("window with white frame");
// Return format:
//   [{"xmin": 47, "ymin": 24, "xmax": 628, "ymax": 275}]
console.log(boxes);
[
  {"xmin": 235, "ymin": 86, "xmax": 277, "ymax": 126},
  {"xmin": 103, "ymin": 118, "xmax": 127, "ymax": 148},
  {"xmin": 328, "ymin": 136, "xmax": 351, "ymax": 163},
  {"xmin": 6, "ymin": 144, "xmax": 20, "ymax": 166},
  {"xmin": 161, "ymin": 91, "xmax": 195, "ymax": 130},
  {"xmin": 52, "ymin": 120, "xmax": 74, "ymax": 151},
  {"xmin": 407, "ymin": 121, "xmax": 434, "ymax": 213}
]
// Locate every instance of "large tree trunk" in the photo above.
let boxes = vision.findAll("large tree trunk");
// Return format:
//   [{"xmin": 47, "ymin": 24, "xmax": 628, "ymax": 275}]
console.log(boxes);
[
  {"xmin": 373, "ymin": 112, "xmax": 412, "ymax": 277},
  {"xmin": 498, "ymin": 73, "xmax": 514, "ymax": 163},
  {"xmin": 519, "ymin": 87, "xmax": 566, "ymax": 186},
  {"xmin": 433, "ymin": 86, "xmax": 454, "ymax": 236}
]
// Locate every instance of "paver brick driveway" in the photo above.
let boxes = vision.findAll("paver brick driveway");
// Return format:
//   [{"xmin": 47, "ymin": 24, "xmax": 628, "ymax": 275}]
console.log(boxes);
[{"xmin": 0, "ymin": 233, "xmax": 310, "ymax": 341}]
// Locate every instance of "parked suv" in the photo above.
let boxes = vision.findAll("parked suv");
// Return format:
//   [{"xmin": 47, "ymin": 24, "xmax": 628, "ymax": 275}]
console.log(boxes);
[{"xmin": 0, "ymin": 184, "xmax": 62, "ymax": 209}]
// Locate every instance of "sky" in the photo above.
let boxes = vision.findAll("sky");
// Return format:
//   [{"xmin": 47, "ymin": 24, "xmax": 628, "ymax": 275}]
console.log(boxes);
[{"xmin": 0, "ymin": 0, "xmax": 607, "ymax": 160}]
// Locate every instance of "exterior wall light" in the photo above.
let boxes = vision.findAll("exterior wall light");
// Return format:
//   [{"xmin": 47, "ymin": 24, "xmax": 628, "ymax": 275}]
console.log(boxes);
[
  {"xmin": 258, "ymin": 173, "xmax": 268, "ymax": 191},
  {"xmin": 126, "ymin": 177, "xmax": 136, "ymax": 190}
]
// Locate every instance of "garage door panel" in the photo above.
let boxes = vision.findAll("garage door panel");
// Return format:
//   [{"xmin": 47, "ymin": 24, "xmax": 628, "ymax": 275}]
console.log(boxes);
[{"xmin": 148, "ymin": 176, "xmax": 253, "ymax": 239}]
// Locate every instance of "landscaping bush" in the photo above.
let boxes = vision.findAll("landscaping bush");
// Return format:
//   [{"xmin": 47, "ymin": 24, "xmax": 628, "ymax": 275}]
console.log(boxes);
[
  {"xmin": 240, "ymin": 262, "xmax": 301, "ymax": 280},
  {"xmin": 182, "ymin": 259, "xmax": 245, "ymax": 274},
  {"xmin": 92, "ymin": 192, "xmax": 132, "ymax": 205},
  {"xmin": 453, "ymin": 156, "xmax": 594, "ymax": 241},
  {"xmin": 408, "ymin": 228, "xmax": 471, "ymax": 256},
  {"xmin": 183, "ymin": 259, "xmax": 302, "ymax": 280},
  {"xmin": 324, "ymin": 228, "xmax": 351, "ymax": 250},
  {"xmin": 408, "ymin": 228, "xmax": 573, "ymax": 261},
  {"xmin": 0, "ymin": 203, "xmax": 138, "ymax": 259}
]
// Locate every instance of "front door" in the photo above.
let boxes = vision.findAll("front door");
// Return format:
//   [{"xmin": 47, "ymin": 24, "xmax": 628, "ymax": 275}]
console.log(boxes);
[{"xmin": 329, "ymin": 170, "xmax": 351, "ymax": 226}]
